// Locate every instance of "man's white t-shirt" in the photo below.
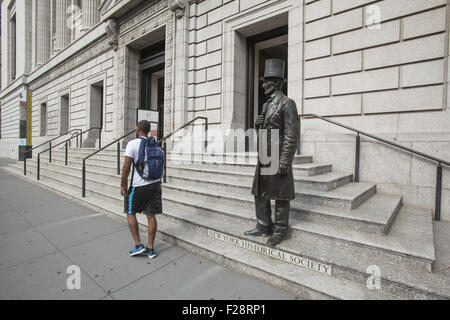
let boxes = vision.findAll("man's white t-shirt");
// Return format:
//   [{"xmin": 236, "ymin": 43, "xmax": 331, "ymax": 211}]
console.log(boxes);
[{"xmin": 124, "ymin": 138, "xmax": 161, "ymax": 187}]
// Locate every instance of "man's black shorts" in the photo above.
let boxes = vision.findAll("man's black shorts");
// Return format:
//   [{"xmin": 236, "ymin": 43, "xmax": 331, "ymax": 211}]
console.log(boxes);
[{"xmin": 124, "ymin": 181, "xmax": 162, "ymax": 216}]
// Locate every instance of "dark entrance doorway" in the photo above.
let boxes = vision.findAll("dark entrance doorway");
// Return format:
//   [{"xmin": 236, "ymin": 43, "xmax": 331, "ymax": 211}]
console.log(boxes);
[
  {"xmin": 246, "ymin": 26, "xmax": 288, "ymax": 132},
  {"xmin": 140, "ymin": 41, "xmax": 165, "ymax": 140},
  {"xmin": 60, "ymin": 94, "xmax": 70, "ymax": 135}
]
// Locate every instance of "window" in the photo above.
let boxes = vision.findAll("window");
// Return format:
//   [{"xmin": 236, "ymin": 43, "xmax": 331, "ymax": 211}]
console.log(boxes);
[{"xmin": 40, "ymin": 103, "xmax": 47, "ymax": 136}]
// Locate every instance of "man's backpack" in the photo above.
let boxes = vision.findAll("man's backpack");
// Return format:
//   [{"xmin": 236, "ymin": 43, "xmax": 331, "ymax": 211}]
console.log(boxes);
[{"xmin": 134, "ymin": 136, "xmax": 165, "ymax": 181}]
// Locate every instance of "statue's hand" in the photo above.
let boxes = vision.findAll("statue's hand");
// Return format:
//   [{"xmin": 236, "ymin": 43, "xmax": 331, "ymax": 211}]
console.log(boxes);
[
  {"xmin": 278, "ymin": 163, "xmax": 290, "ymax": 176},
  {"xmin": 255, "ymin": 115, "xmax": 265, "ymax": 128}
]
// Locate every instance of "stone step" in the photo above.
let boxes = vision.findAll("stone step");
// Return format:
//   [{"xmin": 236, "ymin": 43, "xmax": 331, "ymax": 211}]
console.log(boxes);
[
  {"xmin": 162, "ymin": 178, "xmax": 376, "ymax": 211},
  {"xmin": 22, "ymin": 159, "xmax": 120, "ymax": 178},
  {"xmin": 167, "ymin": 152, "xmax": 314, "ymax": 165},
  {"xmin": 167, "ymin": 170, "xmax": 353, "ymax": 193},
  {"xmin": 62, "ymin": 147, "xmax": 118, "ymax": 155},
  {"xmin": 158, "ymin": 190, "xmax": 433, "ymax": 272},
  {"xmin": 15, "ymin": 162, "xmax": 120, "ymax": 196},
  {"xmin": 21, "ymin": 160, "xmax": 362, "ymax": 214},
  {"xmin": 13, "ymin": 162, "xmax": 422, "ymax": 270},
  {"xmin": 4, "ymin": 165, "xmax": 445, "ymax": 300},
  {"xmin": 53, "ymin": 150, "xmax": 314, "ymax": 166},
  {"xmin": 155, "ymin": 214, "xmax": 397, "ymax": 300},
  {"xmin": 159, "ymin": 203, "xmax": 446, "ymax": 300},
  {"xmin": 2, "ymin": 166, "xmax": 391, "ymax": 300},
  {"xmin": 24, "ymin": 155, "xmax": 341, "ymax": 197},
  {"xmin": 38, "ymin": 152, "xmax": 117, "ymax": 165},
  {"xmin": 168, "ymin": 160, "xmax": 333, "ymax": 177},
  {"xmin": 14, "ymin": 161, "xmax": 396, "ymax": 234},
  {"xmin": 291, "ymin": 194, "xmax": 402, "ymax": 234},
  {"xmin": 31, "ymin": 155, "xmax": 118, "ymax": 172},
  {"xmin": 166, "ymin": 165, "xmax": 353, "ymax": 192},
  {"xmin": 39, "ymin": 151, "xmax": 334, "ymax": 178},
  {"xmin": 22, "ymin": 161, "xmax": 120, "ymax": 184}
]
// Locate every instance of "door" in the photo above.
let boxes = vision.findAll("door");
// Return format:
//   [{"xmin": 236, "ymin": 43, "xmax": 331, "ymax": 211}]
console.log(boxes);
[
  {"xmin": 253, "ymin": 34, "xmax": 288, "ymax": 121},
  {"xmin": 90, "ymin": 82, "xmax": 104, "ymax": 130},
  {"xmin": 60, "ymin": 94, "xmax": 69, "ymax": 134},
  {"xmin": 245, "ymin": 26, "xmax": 288, "ymax": 151},
  {"xmin": 140, "ymin": 41, "xmax": 165, "ymax": 140}
]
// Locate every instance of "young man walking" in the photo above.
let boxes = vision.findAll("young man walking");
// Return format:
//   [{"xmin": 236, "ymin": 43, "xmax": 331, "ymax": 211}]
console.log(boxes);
[{"xmin": 120, "ymin": 120, "xmax": 162, "ymax": 259}]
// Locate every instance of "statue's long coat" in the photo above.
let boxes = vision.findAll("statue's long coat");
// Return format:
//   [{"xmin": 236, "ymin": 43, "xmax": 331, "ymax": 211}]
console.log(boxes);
[{"xmin": 251, "ymin": 91, "xmax": 300, "ymax": 200}]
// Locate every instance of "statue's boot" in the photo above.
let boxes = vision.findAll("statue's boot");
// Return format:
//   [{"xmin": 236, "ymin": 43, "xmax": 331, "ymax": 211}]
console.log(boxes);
[
  {"xmin": 244, "ymin": 228, "xmax": 272, "ymax": 237},
  {"xmin": 245, "ymin": 196, "xmax": 273, "ymax": 237},
  {"xmin": 267, "ymin": 200, "xmax": 290, "ymax": 247}
]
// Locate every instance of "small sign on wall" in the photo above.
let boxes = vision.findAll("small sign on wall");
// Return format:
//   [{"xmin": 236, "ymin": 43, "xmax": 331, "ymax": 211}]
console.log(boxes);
[
  {"xmin": 137, "ymin": 109, "xmax": 159, "ymax": 123},
  {"xmin": 150, "ymin": 123, "xmax": 158, "ymax": 138},
  {"xmin": 137, "ymin": 109, "xmax": 159, "ymax": 138},
  {"xmin": 18, "ymin": 90, "xmax": 32, "ymax": 160}
]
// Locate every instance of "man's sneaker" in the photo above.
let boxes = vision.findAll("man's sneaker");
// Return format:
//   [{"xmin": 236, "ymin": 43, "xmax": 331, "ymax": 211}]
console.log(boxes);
[
  {"xmin": 146, "ymin": 247, "xmax": 157, "ymax": 259},
  {"xmin": 129, "ymin": 244, "xmax": 146, "ymax": 257}
]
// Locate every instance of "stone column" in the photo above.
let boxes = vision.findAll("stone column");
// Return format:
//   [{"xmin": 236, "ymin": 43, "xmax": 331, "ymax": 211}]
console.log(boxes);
[
  {"xmin": 36, "ymin": 0, "xmax": 51, "ymax": 66},
  {"xmin": 54, "ymin": 0, "xmax": 70, "ymax": 52},
  {"xmin": 82, "ymin": 0, "xmax": 100, "ymax": 32}
]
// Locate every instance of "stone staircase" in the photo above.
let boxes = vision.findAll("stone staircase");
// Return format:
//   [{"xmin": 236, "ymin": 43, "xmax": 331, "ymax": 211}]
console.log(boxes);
[{"xmin": 4, "ymin": 147, "xmax": 450, "ymax": 300}]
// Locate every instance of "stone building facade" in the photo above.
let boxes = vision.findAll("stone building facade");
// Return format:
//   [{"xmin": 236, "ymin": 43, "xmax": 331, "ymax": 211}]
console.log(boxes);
[{"xmin": 0, "ymin": 0, "xmax": 449, "ymax": 220}]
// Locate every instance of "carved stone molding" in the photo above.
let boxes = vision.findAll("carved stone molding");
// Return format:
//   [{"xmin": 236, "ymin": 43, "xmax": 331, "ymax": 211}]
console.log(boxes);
[
  {"xmin": 117, "ymin": 1, "xmax": 176, "ymax": 137},
  {"xmin": 29, "ymin": 37, "xmax": 110, "ymax": 91},
  {"xmin": 105, "ymin": 19, "xmax": 119, "ymax": 51},
  {"xmin": 119, "ymin": 0, "xmax": 169, "ymax": 34},
  {"xmin": 169, "ymin": 0, "xmax": 186, "ymax": 19}
]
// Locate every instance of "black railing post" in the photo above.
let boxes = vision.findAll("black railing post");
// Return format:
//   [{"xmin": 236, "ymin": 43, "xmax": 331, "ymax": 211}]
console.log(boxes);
[
  {"xmin": 117, "ymin": 141, "xmax": 121, "ymax": 175},
  {"xmin": 435, "ymin": 163, "xmax": 442, "ymax": 221},
  {"xmin": 65, "ymin": 141, "xmax": 68, "ymax": 166},
  {"xmin": 37, "ymin": 155, "xmax": 40, "ymax": 181},
  {"xmin": 163, "ymin": 142, "xmax": 167, "ymax": 184},
  {"xmin": 82, "ymin": 160, "xmax": 86, "ymax": 198},
  {"xmin": 355, "ymin": 134, "xmax": 360, "ymax": 183},
  {"xmin": 80, "ymin": 132, "xmax": 83, "ymax": 148},
  {"xmin": 297, "ymin": 116, "xmax": 301, "ymax": 155},
  {"xmin": 99, "ymin": 128, "xmax": 102, "ymax": 149},
  {"xmin": 49, "ymin": 141, "xmax": 52, "ymax": 163},
  {"xmin": 24, "ymin": 156, "xmax": 27, "ymax": 176},
  {"xmin": 204, "ymin": 119, "xmax": 208, "ymax": 153}
]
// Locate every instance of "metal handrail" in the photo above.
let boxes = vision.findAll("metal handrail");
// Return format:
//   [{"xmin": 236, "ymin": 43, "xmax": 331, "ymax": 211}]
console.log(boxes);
[
  {"xmin": 299, "ymin": 113, "xmax": 449, "ymax": 221},
  {"xmin": 23, "ymin": 128, "xmax": 82, "ymax": 175},
  {"xmin": 35, "ymin": 130, "xmax": 85, "ymax": 180},
  {"xmin": 81, "ymin": 116, "xmax": 208, "ymax": 197},
  {"xmin": 157, "ymin": 116, "xmax": 208, "ymax": 149},
  {"xmin": 79, "ymin": 127, "xmax": 102, "ymax": 149},
  {"xmin": 82, "ymin": 130, "xmax": 136, "ymax": 197}
]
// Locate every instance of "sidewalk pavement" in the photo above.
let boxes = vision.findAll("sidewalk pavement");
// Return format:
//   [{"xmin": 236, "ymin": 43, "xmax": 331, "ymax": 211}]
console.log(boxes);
[{"xmin": 0, "ymin": 158, "xmax": 296, "ymax": 300}]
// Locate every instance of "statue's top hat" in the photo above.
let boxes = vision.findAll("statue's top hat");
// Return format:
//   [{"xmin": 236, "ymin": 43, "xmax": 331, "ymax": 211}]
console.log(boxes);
[{"xmin": 261, "ymin": 58, "xmax": 286, "ymax": 81}]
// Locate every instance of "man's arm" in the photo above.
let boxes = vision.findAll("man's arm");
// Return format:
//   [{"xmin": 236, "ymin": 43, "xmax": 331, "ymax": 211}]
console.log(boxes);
[
  {"xmin": 120, "ymin": 156, "xmax": 133, "ymax": 196},
  {"xmin": 278, "ymin": 99, "xmax": 300, "ymax": 176}
]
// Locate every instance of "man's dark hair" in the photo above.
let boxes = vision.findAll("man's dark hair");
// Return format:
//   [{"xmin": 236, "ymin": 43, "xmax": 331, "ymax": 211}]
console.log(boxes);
[{"xmin": 137, "ymin": 120, "xmax": 151, "ymax": 134}]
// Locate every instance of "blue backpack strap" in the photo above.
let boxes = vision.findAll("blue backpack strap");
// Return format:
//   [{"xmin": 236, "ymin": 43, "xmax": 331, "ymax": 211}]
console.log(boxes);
[{"xmin": 137, "ymin": 137, "xmax": 148, "ymax": 164}]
